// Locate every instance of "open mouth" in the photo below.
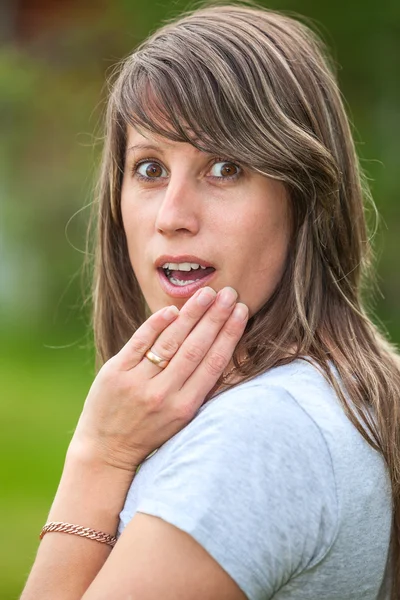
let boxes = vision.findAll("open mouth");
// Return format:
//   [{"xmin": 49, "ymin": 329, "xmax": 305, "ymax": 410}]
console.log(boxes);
[
  {"xmin": 157, "ymin": 263, "xmax": 216, "ymax": 298},
  {"xmin": 162, "ymin": 264, "xmax": 215, "ymax": 286}
]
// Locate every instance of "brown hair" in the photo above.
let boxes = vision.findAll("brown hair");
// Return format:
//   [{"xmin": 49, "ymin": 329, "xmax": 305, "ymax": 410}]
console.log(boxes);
[{"xmin": 89, "ymin": 1, "xmax": 400, "ymax": 594}]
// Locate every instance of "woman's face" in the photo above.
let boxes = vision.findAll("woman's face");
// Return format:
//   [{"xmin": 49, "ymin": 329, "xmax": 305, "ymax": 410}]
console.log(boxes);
[{"xmin": 121, "ymin": 126, "xmax": 291, "ymax": 317}]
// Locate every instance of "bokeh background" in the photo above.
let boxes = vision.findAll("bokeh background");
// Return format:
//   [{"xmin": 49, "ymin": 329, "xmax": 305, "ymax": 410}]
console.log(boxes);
[{"xmin": 1, "ymin": 0, "xmax": 399, "ymax": 597}]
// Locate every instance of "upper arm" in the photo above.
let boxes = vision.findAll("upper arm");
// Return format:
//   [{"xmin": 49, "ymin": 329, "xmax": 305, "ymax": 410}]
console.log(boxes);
[
  {"xmin": 85, "ymin": 385, "xmax": 338, "ymax": 600},
  {"xmin": 82, "ymin": 511, "xmax": 247, "ymax": 600}
]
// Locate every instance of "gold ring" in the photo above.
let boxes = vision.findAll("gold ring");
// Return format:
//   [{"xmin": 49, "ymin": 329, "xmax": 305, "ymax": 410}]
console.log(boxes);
[{"xmin": 145, "ymin": 349, "xmax": 169, "ymax": 369}]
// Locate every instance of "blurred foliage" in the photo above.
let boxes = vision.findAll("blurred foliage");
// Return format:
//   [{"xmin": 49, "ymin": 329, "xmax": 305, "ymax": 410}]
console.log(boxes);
[{"xmin": 0, "ymin": 0, "xmax": 399, "ymax": 597}]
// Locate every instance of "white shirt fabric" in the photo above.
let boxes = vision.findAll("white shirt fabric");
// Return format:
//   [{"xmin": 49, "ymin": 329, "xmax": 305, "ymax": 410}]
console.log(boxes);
[{"xmin": 118, "ymin": 359, "xmax": 392, "ymax": 599}]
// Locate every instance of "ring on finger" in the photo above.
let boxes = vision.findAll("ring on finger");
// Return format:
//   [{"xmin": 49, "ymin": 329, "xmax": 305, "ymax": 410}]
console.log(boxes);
[{"xmin": 144, "ymin": 348, "xmax": 170, "ymax": 369}]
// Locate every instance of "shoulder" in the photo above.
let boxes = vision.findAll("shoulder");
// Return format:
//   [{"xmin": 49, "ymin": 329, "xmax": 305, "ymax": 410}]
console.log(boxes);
[
  {"xmin": 149, "ymin": 358, "xmax": 339, "ymax": 498},
  {"xmin": 125, "ymin": 360, "xmax": 339, "ymax": 598},
  {"xmin": 191, "ymin": 358, "xmax": 337, "ymax": 452},
  {"xmin": 139, "ymin": 358, "xmax": 340, "ymax": 533},
  {"xmin": 200, "ymin": 357, "xmax": 337, "ymax": 420},
  {"xmin": 201, "ymin": 357, "xmax": 361, "ymax": 457}
]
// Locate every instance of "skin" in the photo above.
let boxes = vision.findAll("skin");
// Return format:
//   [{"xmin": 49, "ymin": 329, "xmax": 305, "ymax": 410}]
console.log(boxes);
[
  {"xmin": 21, "ymin": 294, "xmax": 251, "ymax": 600},
  {"xmin": 121, "ymin": 126, "xmax": 291, "ymax": 317},
  {"xmin": 21, "ymin": 124, "xmax": 293, "ymax": 600}
]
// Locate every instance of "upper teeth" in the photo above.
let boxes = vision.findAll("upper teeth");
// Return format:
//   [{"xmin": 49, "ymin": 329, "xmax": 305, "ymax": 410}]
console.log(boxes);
[{"xmin": 162, "ymin": 262, "xmax": 207, "ymax": 271}]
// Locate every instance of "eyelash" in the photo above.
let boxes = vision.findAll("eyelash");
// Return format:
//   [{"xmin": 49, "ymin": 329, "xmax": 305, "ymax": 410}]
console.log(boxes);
[{"xmin": 131, "ymin": 156, "xmax": 242, "ymax": 183}]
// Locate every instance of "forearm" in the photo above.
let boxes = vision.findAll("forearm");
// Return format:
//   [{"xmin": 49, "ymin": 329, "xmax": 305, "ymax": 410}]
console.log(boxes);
[{"xmin": 20, "ymin": 448, "xmax": 135, "ymax": 600}]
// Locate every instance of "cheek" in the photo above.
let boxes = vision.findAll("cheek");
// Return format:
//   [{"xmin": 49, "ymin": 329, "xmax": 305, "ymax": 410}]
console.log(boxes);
[
  {"xmin": 239, "ymin": 205, "xmax": 289, "ymax": 261},
  {"xmin": 121, "ymin": 208, "xmax": 136, "ymax": 259},
  {"xmin": 235, "ymin": 209, "xmax": 290, "ymax": 310},
  {"xmin": 121, "ymin": 211, "xmax": 144, "ymax": 285},
  {"xmin": 121, "ymin": 192, "xmax": 150, "ymax": 256}
]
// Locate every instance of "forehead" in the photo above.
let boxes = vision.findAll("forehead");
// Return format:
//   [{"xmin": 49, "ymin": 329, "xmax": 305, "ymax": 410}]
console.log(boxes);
[
  {"xmin": 125, "ymin": 125, "xmax": 207, "ymax": 157},
  {"xmin": 126, "ymin": 126, "xmax": 172, "ymax": 148}
]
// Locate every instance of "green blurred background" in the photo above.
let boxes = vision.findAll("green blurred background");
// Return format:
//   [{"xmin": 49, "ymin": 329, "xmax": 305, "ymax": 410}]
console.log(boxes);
[{"xmin": 1, "ymin": 0, "xmax": 398, "ymax": 597}]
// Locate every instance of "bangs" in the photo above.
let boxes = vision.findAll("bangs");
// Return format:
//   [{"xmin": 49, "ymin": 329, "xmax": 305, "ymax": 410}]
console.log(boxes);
[
  {"xmin": 111, "ymin": 22, "xmax": 289, "ymax": 175},
  {"xmin": 109, "ymin": 8, "xmax": 340, "ymax": 197},
  {"xmin": 115, "ymin": 56, "xmax": 253, "ymax": 163}
]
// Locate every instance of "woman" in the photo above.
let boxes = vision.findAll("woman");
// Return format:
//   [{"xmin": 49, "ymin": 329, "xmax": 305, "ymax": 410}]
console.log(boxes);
[{"xmin": 21, "ymin": 2, "xmax": 399, "ymax": 599}]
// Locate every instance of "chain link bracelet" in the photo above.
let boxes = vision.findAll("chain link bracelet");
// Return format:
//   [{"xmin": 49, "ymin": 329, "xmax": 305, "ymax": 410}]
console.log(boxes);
[{"xmin": 39, "ymin": 521, "xmax": 117, "ymax": 547}]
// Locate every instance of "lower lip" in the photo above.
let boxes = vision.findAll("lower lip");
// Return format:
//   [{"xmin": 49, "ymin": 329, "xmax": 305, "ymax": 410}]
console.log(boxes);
[{"xmin": 156, "ymin": 268, "xmax": 216, "ymax": 298}]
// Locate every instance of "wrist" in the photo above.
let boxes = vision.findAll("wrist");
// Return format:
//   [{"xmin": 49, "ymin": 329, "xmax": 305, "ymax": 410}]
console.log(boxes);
[
  {"xmin": 66, "ymin": 435, "xmax": 140, "ymax": 479},
  {"xmin": 66, "ymin": 429, "xmax": 143, "ymax": 477},
  {"xmin": 47, "ymin": 448, "xmax": 136, "ymax": 535}
]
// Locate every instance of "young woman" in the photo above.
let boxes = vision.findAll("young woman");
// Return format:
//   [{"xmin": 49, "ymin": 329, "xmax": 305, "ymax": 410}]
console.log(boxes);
[{"xmin": 21, "ymin": 2, "xmax": 400, "ymax": 599}]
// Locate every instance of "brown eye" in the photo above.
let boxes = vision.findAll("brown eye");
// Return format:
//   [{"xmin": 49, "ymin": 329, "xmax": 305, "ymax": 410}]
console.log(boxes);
[
  {"xmin": 209, "ymin": 160, "xmax": 241, "ymax": 180},
  {"xmin": 135, "ymin": 160, "xmax": 167, "ymax": 180},
  {"xmin": 221, "ymin": 163, "xmax": 237, "ymax": 176}
]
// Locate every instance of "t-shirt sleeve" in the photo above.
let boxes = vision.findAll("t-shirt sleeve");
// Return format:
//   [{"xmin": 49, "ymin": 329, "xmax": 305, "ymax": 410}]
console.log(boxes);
[{"xmin": 135, "ymin": 384, "xmax": 338, "ymax": 600}]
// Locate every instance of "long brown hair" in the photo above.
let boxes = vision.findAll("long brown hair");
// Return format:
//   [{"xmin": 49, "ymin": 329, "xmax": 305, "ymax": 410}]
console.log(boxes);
[{"xmin": 89, "ymin": 1, "xmax": 400, "ymax": 594}]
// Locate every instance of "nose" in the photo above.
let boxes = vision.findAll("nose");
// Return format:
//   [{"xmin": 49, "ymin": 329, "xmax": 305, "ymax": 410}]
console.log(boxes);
[{"xmin": 155, "ymin": 173, "xmax": 201, "ymax": 236}]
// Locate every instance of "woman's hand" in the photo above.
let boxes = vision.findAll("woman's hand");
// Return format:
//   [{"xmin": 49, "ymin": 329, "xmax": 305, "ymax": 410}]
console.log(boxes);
[{"xmin": 68, "ymin": 286, "xmax": 248, "ymax": 475}]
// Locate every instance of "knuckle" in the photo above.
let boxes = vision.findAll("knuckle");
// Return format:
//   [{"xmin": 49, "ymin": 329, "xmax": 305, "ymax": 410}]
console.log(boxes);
[
  {"xmin": 208, "ymin": 310, "xmax": 226, "ymax": 325},
  {"xmin": 175, "ymin": 400, "xmax": 196, "ymax": 424},
  {"xmin": 156, "ymin": 336, "xmax": 180, "ymax": 358},
  {"xmin": 146, "ymin": 389, "xmax": 167, "ymax": 412},
  {"xmin": 98, "ymin": 361, "xmax": 128, "ymax": 394},
  {"xmin": 182, "ymin": 304, "xmax": 201, "ymax": 321},
  {"xmin": 205, "ymin": 352, "xmax": 227, "ymax": 376},
  {"xmin": 130, "ymin": 336, "xmax": 149, "ymax": 355},
  {"xmin": 182, "ymin": 344, "xmax": 204, "ymax": 364},
  {"xmin": 223, "ymin": 323, "xmax": 240, "ymax": 339},
  {"xmin": 99, "ymin": 359, "xmax": 117, "ymax": 383}
]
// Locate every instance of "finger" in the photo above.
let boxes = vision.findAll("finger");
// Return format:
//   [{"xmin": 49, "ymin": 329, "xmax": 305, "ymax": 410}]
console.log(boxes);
[
  {"xmin": 178, "ymin": 302, "xmax": 249, "ymax": 403},
  {"xmin": 136, "ymin": 286, "xmax": 218, "ymax": 377},
  {"xmin": 157, "ymin": 288, "xmax": 241, "ymax": 389},
  {"xmin": 114, "ymin": 305, "xmax": 179, "ymax": 370}
]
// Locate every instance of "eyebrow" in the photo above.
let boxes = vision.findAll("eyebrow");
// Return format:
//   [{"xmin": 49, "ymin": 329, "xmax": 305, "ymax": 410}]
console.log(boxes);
[
  {"xmin": 125, "ymin": 141, "xmax": 208, "ymax": 158},
  {"xmin": 126, "ymin": 143, "xmax": 167, "ymax": 156}
]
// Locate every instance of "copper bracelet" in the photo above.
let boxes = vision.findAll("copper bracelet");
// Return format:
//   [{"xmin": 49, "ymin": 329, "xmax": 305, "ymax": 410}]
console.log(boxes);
[{"xmin": 39, "ymin": 521, "xmax": 117, "ymax": 547}]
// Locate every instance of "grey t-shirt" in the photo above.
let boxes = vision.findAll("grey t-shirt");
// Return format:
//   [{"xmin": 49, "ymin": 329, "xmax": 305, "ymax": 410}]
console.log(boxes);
[{"xmin": 118, "ymin": 359, "xmax": 392, "ymax": 599}]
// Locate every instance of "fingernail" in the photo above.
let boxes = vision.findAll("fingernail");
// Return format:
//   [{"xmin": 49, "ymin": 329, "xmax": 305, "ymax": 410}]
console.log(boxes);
[
  {"xmin": 218, "ymin": 287, "xmax": 238, "ymax": 307},
  {"xmin": 232, "ymin": 302, "xmax": 248, "ymax": 321},
  {"xmin": 163, "ymin": 305, "xmax": 179, "ymax": 320},
  {"xmin": 197, "ymin": 287, "xmax": 217, "ymax": 307}
]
